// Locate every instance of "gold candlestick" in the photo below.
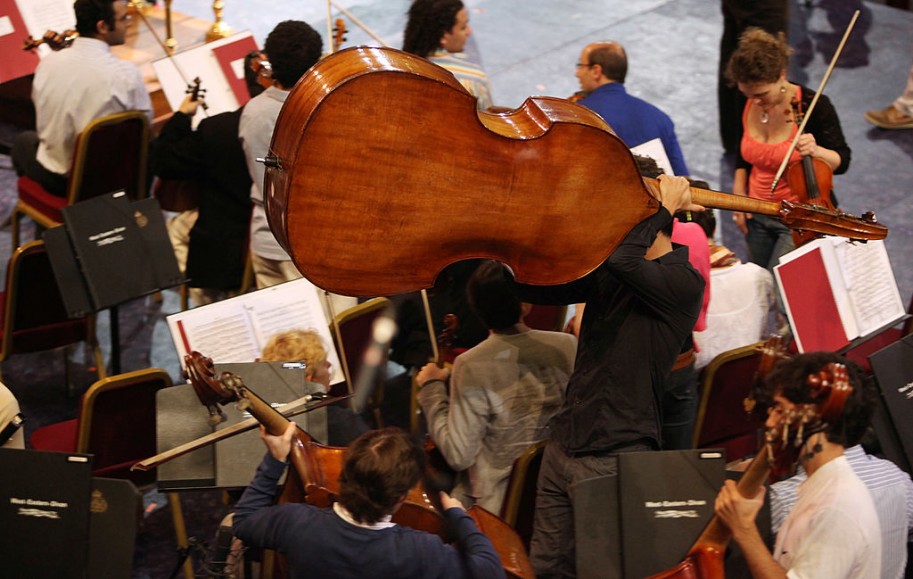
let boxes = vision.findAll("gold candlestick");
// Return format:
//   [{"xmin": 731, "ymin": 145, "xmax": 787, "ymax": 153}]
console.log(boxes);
[
  {"xmin": 163, "ymin": 0, "xmax": 176, "ymax": 53},
  {"xmin": 206, "ymin": 0, "xmax": 233, "ymax": 42}
]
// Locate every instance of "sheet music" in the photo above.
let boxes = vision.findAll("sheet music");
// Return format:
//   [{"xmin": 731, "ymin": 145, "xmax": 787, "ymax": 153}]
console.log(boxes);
[
  {"xmin": 630, "ymin": 138, "xmax": 675, "ymax": 176},
  {"xmin": 831, "ymin": 239, "xmax": 905, "ymax": 336},
  {"xmin": 167, "ymin": 278, "xmax": 344, "ymax": 384}
]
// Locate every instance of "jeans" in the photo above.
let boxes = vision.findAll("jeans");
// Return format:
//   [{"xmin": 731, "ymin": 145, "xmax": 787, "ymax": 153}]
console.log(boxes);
[{"xmin": 746, "ymin": 213, "xmax": 795, "ymax": 272}]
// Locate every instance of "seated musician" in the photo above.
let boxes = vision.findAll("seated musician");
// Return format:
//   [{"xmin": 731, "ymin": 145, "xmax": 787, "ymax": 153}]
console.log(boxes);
[
  {"xmin": 12, "ymin": 0, "xmax": 152, "ymax": 198},
  {"xmin": 415, "ymin": 260, "xmax": 577, "ymax": 513},
  {"xmin": 150, "ymin": 52, "xmax": 265, "ymax": 308},
  {"xmin": 715, "ymin": 352, "xmax": 882, "ymax": 578},
  {"xmin": 259, "ymin": 328, "xmax": 369, "ymax": 446},
  {"xmin": 232, "ymin": 425, "xmax": 505, "ymax": 579}
]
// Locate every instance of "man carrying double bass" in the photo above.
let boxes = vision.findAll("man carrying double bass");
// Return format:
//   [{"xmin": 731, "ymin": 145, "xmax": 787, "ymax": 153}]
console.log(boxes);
[{"xmin": 516, "ymin": 174, "xmax": 706, "ymax": 577}]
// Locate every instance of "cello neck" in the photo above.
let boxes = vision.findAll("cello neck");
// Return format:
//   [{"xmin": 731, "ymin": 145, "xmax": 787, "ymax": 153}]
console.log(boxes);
[{"xmin": 692, "ymin": 445, "xmax": 771, "ymax": 549}]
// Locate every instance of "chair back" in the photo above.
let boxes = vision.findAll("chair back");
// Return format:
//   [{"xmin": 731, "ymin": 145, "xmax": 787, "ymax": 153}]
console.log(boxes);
[
  {"xmin": 329, "ymin": 297, "xmax": 392, "ymax": 398},
  {"xmin": 67, "ymin": 110, "xmax": 150, "ymax": 204},
  {"xmin": 76, "ymin": 368, "xmax": 172, "ymax": 483},
  {"xmin": 499, "ymin": 439, "xmax": 547, "ymax": 549},
  {"xmin": 1, "ymin": 240, "xmax": 94, "ymax": 359},
  {"xmin": 691, "ymin": 342, "xmax": 764, "ymax": 461},
  {"xmin": 523, "ymin": 304, "xmax": 567, "ymax": 332}
]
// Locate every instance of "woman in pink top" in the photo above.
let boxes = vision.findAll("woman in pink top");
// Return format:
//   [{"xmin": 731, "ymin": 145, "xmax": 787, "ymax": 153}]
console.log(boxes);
[{"xmin": 725, "ymin": 28, "xmax": 851, "ymax": 271}]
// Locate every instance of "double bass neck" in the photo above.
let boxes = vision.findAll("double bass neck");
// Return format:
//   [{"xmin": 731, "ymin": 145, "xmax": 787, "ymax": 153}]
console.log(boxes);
[{"xmin": 642, "ymin": 177, "xmax": 887, "ymax": 242}]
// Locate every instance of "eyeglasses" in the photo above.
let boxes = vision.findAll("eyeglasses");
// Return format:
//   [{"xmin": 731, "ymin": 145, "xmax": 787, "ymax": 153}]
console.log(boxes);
[{"xmin": 576, "ymin": 62, "xmax": 595, "ymax": 68}]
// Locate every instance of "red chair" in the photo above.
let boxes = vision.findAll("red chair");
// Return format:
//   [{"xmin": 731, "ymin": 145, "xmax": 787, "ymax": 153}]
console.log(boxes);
[
  {"xmin": 329, "ymin": 297, "xmax": 392, "ymax": 425},
  {"xmin": 692, "ymin": 342, "xmax": 764, "ymax": 462},
  {"xmin": 12, "ymin": 110, "xmax": 150, "ymax": 248},
  {"xmin": 29, "ymin": 368, "xmax": 193, "ymax": 577},
  {"xmin": 0, "ymin": 240, "xmax": 105, "ymax": 382},
  {"xmin": 524, "ymin": 304, "xmax": 568, "ymax": 332}
]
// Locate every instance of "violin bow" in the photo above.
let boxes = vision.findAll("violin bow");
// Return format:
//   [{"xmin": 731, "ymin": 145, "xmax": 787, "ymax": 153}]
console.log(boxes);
[
  {"xmin": 131, "ymin": 392, "xmax": 354, "ymax": 471},
  {"xmin": 770, "ymin": 10, "xmax": 859, "ymax": 192}
]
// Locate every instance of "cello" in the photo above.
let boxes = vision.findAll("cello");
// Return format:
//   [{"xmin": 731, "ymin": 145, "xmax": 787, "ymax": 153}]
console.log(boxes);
[
  {"xmin": 180, "ymin": 351, "xmax": 534, "ymax": 579},
  {"xmin": 647, "ymin": 340, "xmax": 853, "ymax": 579},
  {"xmin": 260, "ymin": 46, "xmax": 885, "ymax": 299}
]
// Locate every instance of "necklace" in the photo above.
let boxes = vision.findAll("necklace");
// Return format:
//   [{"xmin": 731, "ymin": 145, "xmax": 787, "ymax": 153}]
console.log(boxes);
[{"xmin": 760, "ymin": 109, "xmax": 769, "ymax": 124}]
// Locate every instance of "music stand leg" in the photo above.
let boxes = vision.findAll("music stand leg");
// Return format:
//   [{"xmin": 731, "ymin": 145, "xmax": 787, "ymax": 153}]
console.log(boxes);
[{"xmin": 110, "ymin": 305, "xmax": 121, "ymax": 375}]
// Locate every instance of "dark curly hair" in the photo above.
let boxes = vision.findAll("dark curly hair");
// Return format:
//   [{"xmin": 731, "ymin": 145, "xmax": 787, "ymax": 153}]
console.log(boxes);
[
  {"xmin": 725, "ymin": 27, "xmax": 793, "ymax": 86},
  {"xmin": 467, "ymin": 260, "xmax": 521, "ymax": 332},
  {"xmin": 263, "ymin": 20, "xmax": 323, "ymax": 90},
  {"xmin": 338, "ymin": 428, "xmax": 424, "ymax": 524},
  {"xmin": 402, "ymin": 0, "xmax": 464, "ymax": 58},
  {"xmin": 74, "ymin": 0, "xmax": 116, "ymax": 37},
  {"xmin": 754, "ymin": 352, "xmax": 875, "ymax": 448}
]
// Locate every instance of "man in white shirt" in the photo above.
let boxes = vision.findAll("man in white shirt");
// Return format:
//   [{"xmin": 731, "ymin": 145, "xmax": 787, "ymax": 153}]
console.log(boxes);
[
  {"xmin": 715, "ymin": 352, "xmax": 882, "ymax": 579},
  {"xmin": 770, "ymin": 444, "xmax": 913, "ymax": 579},
  {"xmin": 12, "ymin": 0, "xmax": 152, "ymax": 197}
]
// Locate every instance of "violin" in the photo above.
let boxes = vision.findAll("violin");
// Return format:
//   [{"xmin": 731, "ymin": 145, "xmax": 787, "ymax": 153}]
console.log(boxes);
[
  {"xmin": 786, "ymin": 96, "xmax": 835, "ymax": 248},
  {"xmin": 248, "ymin": 51, "xmax": 274, "ymax": 91},
  {"xmin": 22, "ymin": 29, "xmax": 77, "ymax": 51},
  {"xmin": 331, "ymin": 18, "xmax": 347, "ymax": 53},
  {"xmin": 261, "ymin": 46, "xmax": 886, "ymax": 298}
]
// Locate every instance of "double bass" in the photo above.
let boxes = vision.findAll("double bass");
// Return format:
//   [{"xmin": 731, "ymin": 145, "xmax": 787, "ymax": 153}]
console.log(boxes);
[{"xmin": 261, "ymin": 46, "xmax": 885, "ymax": 298}]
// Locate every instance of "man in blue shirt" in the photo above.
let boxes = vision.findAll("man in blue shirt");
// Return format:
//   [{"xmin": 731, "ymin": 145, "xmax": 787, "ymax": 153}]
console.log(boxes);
[{"xmin": 576, "ymin": 41, "xmax": 690, "ymax": 177}]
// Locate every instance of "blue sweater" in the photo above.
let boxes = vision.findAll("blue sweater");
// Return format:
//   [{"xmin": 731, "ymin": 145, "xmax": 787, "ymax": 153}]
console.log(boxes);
[
  {"xmin": 233, "ymin": 454, "xmax": 505, "ymax": 579},
  {"xmin": 579, "ymin": 82, "xmax": 689, "ymax": 177}
]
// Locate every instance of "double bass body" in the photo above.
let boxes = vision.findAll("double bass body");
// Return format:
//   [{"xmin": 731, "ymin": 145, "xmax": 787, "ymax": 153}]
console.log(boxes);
[{"xmin": 264, "ymin": 46, "xmax": 656, "ymax": 297}]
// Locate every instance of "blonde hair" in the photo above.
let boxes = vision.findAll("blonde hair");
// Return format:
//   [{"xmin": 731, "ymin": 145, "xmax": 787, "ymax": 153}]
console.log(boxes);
[{"xmin": 261, "ymin": 329, "xmax": 327, "ymax": 379}]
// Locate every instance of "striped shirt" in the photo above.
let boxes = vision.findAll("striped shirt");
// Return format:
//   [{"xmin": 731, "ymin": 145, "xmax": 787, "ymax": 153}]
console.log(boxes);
[
  {"xmin": 429, "ymin": 50, "xmax": 493, "ymax": 110},
  {"xmin": 770, "ymin": 445, "xmax": 913, "ymax": 579}
]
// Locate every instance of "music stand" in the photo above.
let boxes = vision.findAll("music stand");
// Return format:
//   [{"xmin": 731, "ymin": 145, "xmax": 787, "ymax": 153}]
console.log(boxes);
[{"xmin": 44, "ymin": 192, "xmax": 184, "ymax": 373}]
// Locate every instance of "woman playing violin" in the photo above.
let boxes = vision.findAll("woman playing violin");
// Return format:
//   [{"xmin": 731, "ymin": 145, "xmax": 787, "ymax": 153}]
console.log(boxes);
[{"xmin": 727, "ymin": 28, "xmax": 851, "ymax": 272}]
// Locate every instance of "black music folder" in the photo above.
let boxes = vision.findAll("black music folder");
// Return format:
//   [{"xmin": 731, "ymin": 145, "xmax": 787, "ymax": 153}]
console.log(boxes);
[
  {"xmin": 870, "ymin": 334, "xmax": 913, "ymax": 474},
  {"xmin": 44, "ymin": 192, "xmax": 184, "ymax": 317},
  {"xmin": 575, "ymin": 449, "xmax": 725, "ymax": 578},
  {"xmin": 0, "ymin": 449, "xmax": 94, "ymax": 579}
]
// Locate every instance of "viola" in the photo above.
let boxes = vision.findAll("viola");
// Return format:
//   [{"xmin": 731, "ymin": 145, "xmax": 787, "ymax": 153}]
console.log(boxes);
[
  {"xmin": 262, "ymin": 46, "xmax": 886, "ymax": 298},
  {"xmin": 787, "ymin": 96, "xmax": 835, "ymax": 247}
]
